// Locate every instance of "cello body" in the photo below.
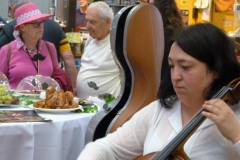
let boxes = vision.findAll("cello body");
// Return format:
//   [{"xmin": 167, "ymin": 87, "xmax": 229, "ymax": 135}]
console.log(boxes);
[
  {"xmin": 107, "ymin": 3, "xmax": 164, "ymax": 133},
  {"xmin": 85, "ymin": 5, "xmax": 135, "ymax": 144},
  {"xmin": 85, "ymin": 3, "xmax": 164, "ymax": 144}
]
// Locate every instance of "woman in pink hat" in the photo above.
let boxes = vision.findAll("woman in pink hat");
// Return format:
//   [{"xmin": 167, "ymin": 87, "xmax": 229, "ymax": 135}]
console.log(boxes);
[{"xmin": 0, "ymin": 3, "xmax": 61, "ymax": 89}]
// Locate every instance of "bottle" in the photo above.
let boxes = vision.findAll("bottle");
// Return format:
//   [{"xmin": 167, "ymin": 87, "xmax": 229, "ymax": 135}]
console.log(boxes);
[
  {"xmin": 75, "ymin": 43, "xmax": 81, "ymax": 55},
  {"xmin": 81, "ymin": 38, "xmax": 87, "ymax": 56}
]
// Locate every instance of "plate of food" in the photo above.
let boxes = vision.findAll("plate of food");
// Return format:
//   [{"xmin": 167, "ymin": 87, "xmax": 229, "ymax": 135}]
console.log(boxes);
[
  {"xmin": 29, "ymin": 86, "xmax": 82, "ymax": 113},
  {"xmin": 14, "ymin": 90, "xmax": 41, "ymax": 96},
  {"xmin": 0, "ymin": 93, "xmax": 21, "ymax": 107},
  {"xmin": 76, "ymin": 98, "xmax": 94, "ymax": 106},
  {"xmin": 29, "ymin": 105, "xmax": 82, "ymax": 113},
  {"xmin": 14, "ymin": 90, "xmax": 43, "ymax": 101}
]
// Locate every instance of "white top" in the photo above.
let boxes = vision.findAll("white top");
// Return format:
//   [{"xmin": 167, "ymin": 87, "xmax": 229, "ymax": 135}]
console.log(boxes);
[
  {"xmin": 76, "ymin": 34, "xmax": 121, "ymax": 99},
  {"xmin": 78, "ymin": 100, "xmax": 240, "ymax": 160}
]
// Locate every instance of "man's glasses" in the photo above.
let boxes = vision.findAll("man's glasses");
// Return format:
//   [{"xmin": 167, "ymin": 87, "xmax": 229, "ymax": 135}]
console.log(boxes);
[
  {"xmin": 8, "ymin": 4, "xmax": 15, "ymax": 19},
  {"xmin": 26, "ymin": 20, "xmax": 46, "ymax": 28}
]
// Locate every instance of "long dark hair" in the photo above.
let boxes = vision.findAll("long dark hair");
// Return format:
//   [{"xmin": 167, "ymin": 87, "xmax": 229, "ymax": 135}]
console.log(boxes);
[
  {"xmin": 153, "ymin": 0, "xmax": 185, "ymax": 80},
  {"xmin": 154, "ymin": 0, "xmax": 184, "ymax": 33},
  {"xmin": 158, "ymin": 23, "xmax": 240, "ymax": 108}
]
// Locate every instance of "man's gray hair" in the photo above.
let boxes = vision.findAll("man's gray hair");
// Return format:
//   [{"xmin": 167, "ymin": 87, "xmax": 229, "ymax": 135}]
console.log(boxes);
[
  {"xmin": 8, "ymin": 0, "xmax": 30, "ymax": 9},
  {"xmin": 88, "ymin": 1, "xmax": 114, "ymax": 23}
]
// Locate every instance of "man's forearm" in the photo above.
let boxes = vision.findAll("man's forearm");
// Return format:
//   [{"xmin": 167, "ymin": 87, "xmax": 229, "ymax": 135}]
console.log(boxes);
[
  {"xmin": 60, "ymin": 50, "xmax": 77, "ymax": 91},
  {"xmin": 65, "ymin": 60, "xmax": 77, "ymax": 88}
]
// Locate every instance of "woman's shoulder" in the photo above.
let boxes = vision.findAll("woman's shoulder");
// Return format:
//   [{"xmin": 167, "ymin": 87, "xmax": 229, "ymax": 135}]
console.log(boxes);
[
  {"xmin": 42, "ymin": 40, "xmax": 54, "ymax": 46},
  {"xmin": 133, "ymin": 100, "xmax": 163, "ymax": 121},
  {"xmin": 41, "ymin": 40, "xmax": 56, "ymax": 51},
  {"xmin": 0, "ymin": 44, "xmax": 8, "ymax": 52},
  {"xmin": 138, "ymin": 99, "xmax": 181, "ymax": 122},
  {"xmin": 0, "ymin": 41, "xmax": 16, "ymax": 53}
]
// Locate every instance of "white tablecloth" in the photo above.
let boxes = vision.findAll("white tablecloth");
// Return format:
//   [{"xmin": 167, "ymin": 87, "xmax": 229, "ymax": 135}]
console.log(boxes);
[{"xmin": 0, "ymin": 107, "xmax": 94, "ymax": 160}]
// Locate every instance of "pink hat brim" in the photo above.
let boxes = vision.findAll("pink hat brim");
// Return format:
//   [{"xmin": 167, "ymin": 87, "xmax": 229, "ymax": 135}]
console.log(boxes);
[{"xmin": 14, "ymin": 14, "xmax": 53, "ymax": 30}]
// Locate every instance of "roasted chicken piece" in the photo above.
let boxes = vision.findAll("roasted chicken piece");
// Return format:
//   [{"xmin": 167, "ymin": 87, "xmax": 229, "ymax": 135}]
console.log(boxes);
[
  {"xmin": 33, "ymin": 100, "xmax": 45, "ymax": 108},
  {"xmin": 55, "ymin": 90, "xmax": 66, "ymax": 109},
  {"xmin": 45, "ymin": 90, "xmax": 58, "ymax": 109},
  {"xmin": 70, "ymin": 101, "xmax": 79, "ymax": 108},
  {"xmin": 65, "ymin": 91, "xmax": 74, "ymax": 105},
  {"xmin": 33, "ymin": 86, "xmax": 78, "ymax": 109},
  {"xmin": 45, "ymin": 86, "xmax": 56, "ymax": 101}
]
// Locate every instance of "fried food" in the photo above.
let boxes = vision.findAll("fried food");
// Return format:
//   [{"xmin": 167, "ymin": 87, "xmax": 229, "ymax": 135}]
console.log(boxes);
[
  {"xmin": 70, "ymin": 101, "xmax": 79, "ymax": 108},
  {"xmin": 33, "ymin": 100, "xmax": 45, "ymax": 108},
  {"xmin": 33, "ymin": 86, "xmax": 78, "ymax": 109},
  {"xmin": 45, "ymin": 86, "xmax": 56, "ymax": 101},
  {"xmin": 65, "ymin": 91, "xmax": 74, "ymax": 104},
  {"xmin": 55, "ymin": 90, "xmax": 66, "ymax": 109}
]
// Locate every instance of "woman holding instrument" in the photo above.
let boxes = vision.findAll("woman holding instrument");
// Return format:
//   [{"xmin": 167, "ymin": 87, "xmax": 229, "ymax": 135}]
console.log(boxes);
[{"xmin": 78, "ymin": 23, "xmax": 240, "ymax": 160}]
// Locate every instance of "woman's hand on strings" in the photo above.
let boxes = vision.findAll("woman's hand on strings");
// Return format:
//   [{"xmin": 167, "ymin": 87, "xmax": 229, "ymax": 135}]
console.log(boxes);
[{"xmin": 202, "ymin": 99, "xmax": 240, "ymax": 144}]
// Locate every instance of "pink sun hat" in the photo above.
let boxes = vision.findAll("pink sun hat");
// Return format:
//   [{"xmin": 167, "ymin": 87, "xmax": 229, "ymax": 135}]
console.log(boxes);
[{"xmin": 14, "ymin": 3, "xmax": 53, "ymax": 30}]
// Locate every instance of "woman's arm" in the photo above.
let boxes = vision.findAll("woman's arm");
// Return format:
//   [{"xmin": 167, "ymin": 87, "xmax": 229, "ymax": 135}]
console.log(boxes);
[
  {"xmin": 0, "ymin": 44, "xmax": 9, "ymax": 76},
  {"xmin": 78, "ymin": 101, "xmax": 160, "ymax": 160}
]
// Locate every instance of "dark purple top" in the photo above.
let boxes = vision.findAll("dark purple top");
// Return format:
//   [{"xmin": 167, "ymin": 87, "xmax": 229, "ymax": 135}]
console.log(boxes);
[{"xmin": 75, "ymin": 9, "xmax": 86, "ymax": 27}]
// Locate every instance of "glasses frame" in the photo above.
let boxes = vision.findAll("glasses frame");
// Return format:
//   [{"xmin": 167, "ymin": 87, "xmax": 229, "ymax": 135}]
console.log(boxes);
[
  {"xmin": 26, "ymin": 20, "xmax": 46, "ymax": 28},
  {"xmin": 8, "ymin": 6, "xmax": 11, "ymax": 18},
  {"xmin": 8, "ymin": 4, "xmax": 15, "ymax": 19}
]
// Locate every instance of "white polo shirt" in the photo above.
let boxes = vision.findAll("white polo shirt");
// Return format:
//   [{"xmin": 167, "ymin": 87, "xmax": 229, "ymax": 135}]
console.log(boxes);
[{"xmin": 76, "ymin": 34, "xmax": 121, "ymax": 99}]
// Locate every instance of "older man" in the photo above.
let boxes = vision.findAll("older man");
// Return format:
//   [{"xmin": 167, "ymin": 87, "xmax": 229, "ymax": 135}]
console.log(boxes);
[
  {"xmin": 76, "ymin": 1, "xmax": 121, "ymax": 99},
  {"xmin": 0, "ymin": 0, "xmax": 77, "ymax": 94}
]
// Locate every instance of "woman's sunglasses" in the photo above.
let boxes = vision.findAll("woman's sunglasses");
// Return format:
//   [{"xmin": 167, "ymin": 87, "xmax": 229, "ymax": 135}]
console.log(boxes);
[{"xmin": 26, "ymin": 20, "xmax": 46, "ymax": 28}]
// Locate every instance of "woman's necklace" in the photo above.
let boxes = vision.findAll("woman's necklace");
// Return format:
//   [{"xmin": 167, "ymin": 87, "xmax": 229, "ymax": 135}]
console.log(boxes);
[{"xmin": 26, "ymin": 48, "xmax": 37, "ymax": 54}]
